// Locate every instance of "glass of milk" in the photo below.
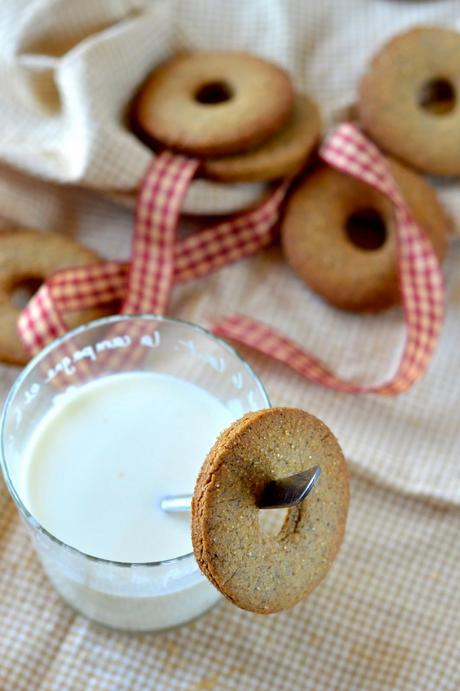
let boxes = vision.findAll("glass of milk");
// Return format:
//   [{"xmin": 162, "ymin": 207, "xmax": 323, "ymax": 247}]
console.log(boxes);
[{"xmin": 0, "ymin": 315, "xmax": 269, "ymax": 631}]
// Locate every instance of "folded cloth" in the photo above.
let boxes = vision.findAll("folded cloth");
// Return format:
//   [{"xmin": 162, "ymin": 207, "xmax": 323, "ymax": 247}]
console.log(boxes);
[{"xmin": 2, "ymin": 0, "xmax": 460, "ymax": 222}]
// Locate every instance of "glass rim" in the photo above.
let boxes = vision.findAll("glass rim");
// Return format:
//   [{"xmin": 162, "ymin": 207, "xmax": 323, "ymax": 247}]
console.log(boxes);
[{"xmin": 0, "ymin": 314, "xmax": 270, "ymax": 569}]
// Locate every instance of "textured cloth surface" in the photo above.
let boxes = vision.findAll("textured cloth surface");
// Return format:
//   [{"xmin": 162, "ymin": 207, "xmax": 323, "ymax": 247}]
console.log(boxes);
[{"xmin": 0, "ymin": 1, "xmax": 460, "ymax": 690}]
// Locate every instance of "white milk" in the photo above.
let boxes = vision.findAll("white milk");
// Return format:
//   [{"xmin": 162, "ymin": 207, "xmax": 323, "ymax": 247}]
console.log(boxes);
[
  {"xmin": 17, "ymin": 372, "xmax": 234, "ymax": 630},
  {"xmin": 20, "ymin": 372, "xmax": 233, "ymax": 563}
]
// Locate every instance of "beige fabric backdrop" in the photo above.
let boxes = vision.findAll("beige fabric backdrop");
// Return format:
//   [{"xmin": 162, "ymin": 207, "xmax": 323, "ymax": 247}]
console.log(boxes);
[{"xmin": 0, "ymin": 1, "xmax": 459, "ymax": 689}]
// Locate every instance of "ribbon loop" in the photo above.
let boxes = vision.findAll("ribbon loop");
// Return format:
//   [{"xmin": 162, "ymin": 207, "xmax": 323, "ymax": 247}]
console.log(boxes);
[{"xmin": 18, "ymin": 125, "xmax": 446, "ymax": 395}]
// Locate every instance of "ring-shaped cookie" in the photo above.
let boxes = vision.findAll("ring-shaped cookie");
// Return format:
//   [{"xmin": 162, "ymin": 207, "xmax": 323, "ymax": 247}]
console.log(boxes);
[
  {"xmin": 281, "ymin": 159, "xmax": 447, "ymax": 312},
  {"xmin": 202, "ymin": 93, "xmax": 321, "ymax": 182},
  {"xmin": 0, "ymin": 230, "xmax": 102, "ymax": 365},
  {"xmin": 192, "ymin": 408, "xmax": 349, "ymax": 614},
  {"xmin": 133, "ymin": 52, "xmax": 294, "ymax": 156},
  {"xmin": 358, "ymin": 26, "xmax": 460, "ymax": 176}
]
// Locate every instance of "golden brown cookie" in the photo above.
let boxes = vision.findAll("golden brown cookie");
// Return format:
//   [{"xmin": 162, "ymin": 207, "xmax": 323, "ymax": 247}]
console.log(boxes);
[
  {"xmin": 201, "ymin": 93, "xmax": 321, "ymax": 182},
  {"xmin": 0, "ymin": 230, "xmax": 103, "ymax": 365},
  {"xmin": 133, "ymin": 52, "xmax": 294, "ymax": 156},
  {"xmin": 358, "ymin": 26, "xmax": 460, "ymax": 176},
  {"xmin": 281, "ymin": 158, "xmax": 447, "ymax": 312},
  {"xmin": 192, "ymin": 408, "xmax": 349, "ymax": 614}
]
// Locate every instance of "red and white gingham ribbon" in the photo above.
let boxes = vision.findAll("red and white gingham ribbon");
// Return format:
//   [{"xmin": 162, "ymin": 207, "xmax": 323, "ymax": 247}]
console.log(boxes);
[
  {"xmin": 18, "ymin": 164, "xmax": 289, "ymax": 354},
  {"xmin": 214, "ymin": 124, "xmax": 446, "ymax": 394},
  {"xmin": 18, "ymin": 124, "xmax": 445, "ymax": 395},
  {"xmin": 122, "ymin": 152, "xmax": 199, "ymax": 315}
]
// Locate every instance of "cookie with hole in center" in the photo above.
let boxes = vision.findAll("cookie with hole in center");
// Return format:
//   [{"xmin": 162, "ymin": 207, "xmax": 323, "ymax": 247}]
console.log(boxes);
[
  {"xmin": 0, "ymin": 230, "xmax": 104, "ymax": 365},
  {"xmin": 281, "ymin": 158, "xmax": 447, "ymax": 312},
  {"xmin": 358, "ymin": 26, "xmax": 460, "ymax": 176},
  {"xmin": 133, "ymin": 51, "xmax": 294, "ymax": 157},
  {"xmin": 191, "ymin": 407, "xmax": 349, "ymax": 614},
  {"xmin": 201, "ymin": 93, "xmax": 321, "ymax": 182}
]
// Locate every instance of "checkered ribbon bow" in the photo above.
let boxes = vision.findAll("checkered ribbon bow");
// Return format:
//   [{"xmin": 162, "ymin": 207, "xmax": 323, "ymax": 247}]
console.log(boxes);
[{"xmin": 18, "ymin": 124, "xmax": 445, "ymax": 395}]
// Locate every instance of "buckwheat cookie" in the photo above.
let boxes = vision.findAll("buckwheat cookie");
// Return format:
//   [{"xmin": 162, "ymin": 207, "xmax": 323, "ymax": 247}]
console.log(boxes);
[
  {"xmin": 201, "ymin": 93, "xmax": 321, "ymax": 182},
  {"xmin": 191, "ymin": 408, "xmax": 349, "ymax": 614},
  {"xmin": 281, "ymin": 158, "xmax": 447, "ymax": 312},
  {"xmin": 358, "ymin": 26, "xmax": 460, "ymax": 176},
  {"xmin": 133, "ymin": 52, "xmax": 294, "ymax": 156},
  {"xmin": 0, "ymin": 230, "xmax": 103, "ymax": 365}
]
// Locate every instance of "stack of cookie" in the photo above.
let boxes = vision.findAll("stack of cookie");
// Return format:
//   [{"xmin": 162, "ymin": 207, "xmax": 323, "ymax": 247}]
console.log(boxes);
[
  {"xmin": 282, "ymin": 26, "xmax": 454, "ymax": 313},
  {"xmin": 131, "ymin": 51, "xmax": 322, "ymax": 184}
]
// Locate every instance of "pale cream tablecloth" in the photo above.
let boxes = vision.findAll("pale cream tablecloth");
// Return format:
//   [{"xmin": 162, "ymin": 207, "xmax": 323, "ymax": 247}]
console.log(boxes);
[{"xmin": 0, "ymin": 1, "xmax": 459, "ymax": 689}]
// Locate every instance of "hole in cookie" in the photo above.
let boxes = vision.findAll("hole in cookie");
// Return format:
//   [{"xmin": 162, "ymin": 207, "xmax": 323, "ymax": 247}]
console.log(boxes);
[
  {"xmin": 418, "ymin": 78, "xmax": 456, "ymax": 115},
  {"xmin": 11, "ymin": 277, "xmax": 43, "ymax": 309},
  {"xmin": 194, "ymin": 81, "xmax": 234, "ymax": 105},
  {"xmin": 258, "ymin": 507, "xmax": 288, "ymax": 537},
  {"xmin": 345, "ymin": 208, "xmax": 387, "ymax": 251}
]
